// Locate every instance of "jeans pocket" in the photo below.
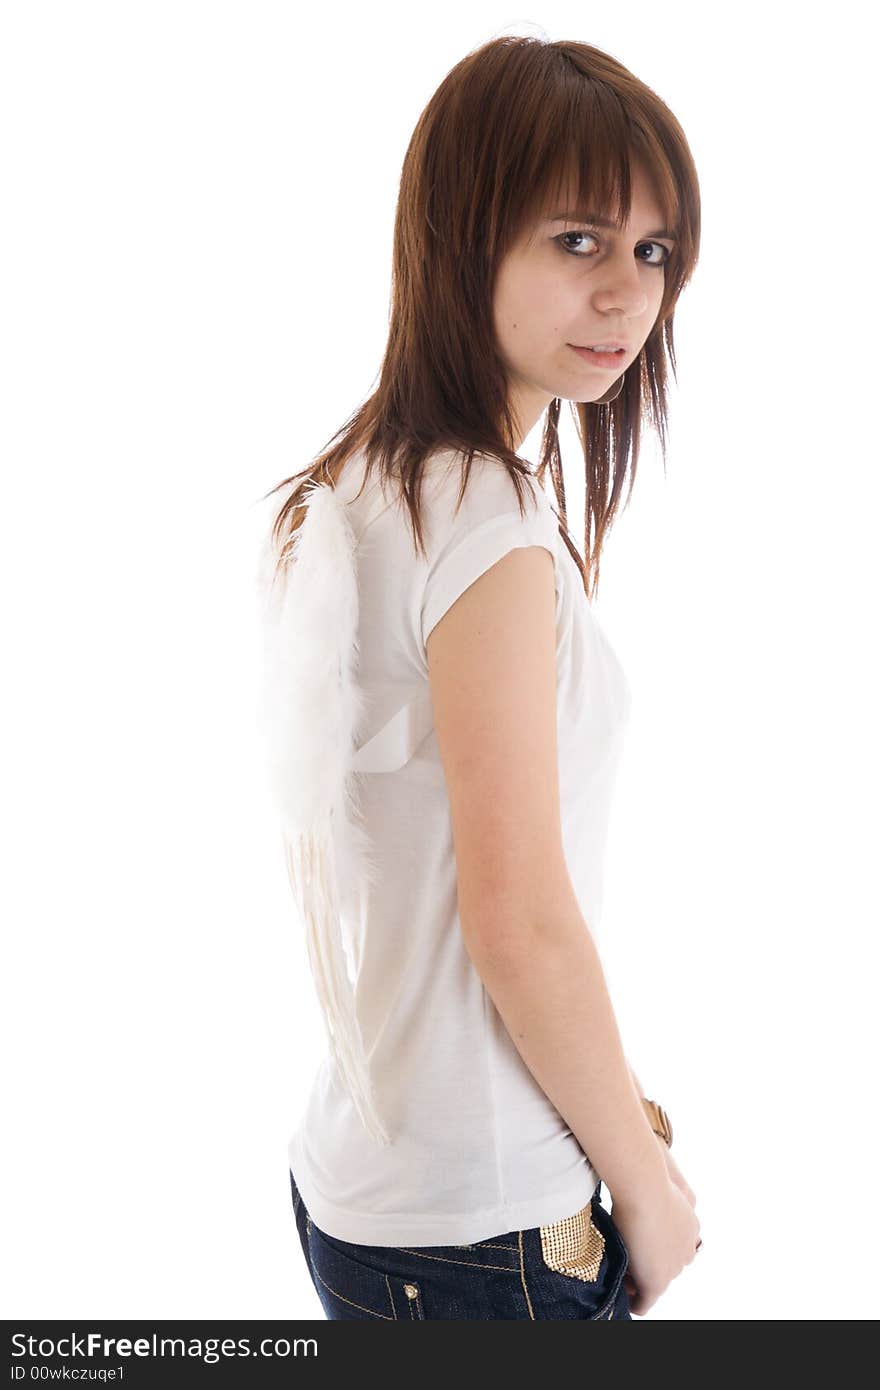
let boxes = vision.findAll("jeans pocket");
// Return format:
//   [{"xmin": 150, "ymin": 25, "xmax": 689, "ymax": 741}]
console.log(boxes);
[
  {"xmin": 534, "ymin": 1196, "xmax": 629, "ymax": 1320},
  {"xmin": 307, "ymin": 1223, "xmax": 426, "ymax": 1321},
  {"xmin": 587, "ymin": 1199, "xmax": 630, "ymax": 1318}
]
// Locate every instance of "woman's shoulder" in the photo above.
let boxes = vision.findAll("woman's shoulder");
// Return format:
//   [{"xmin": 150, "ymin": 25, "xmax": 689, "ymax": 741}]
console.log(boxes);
[{"xmin": 396, "ymin": 448, "xmax": 554, "ymax": 547}]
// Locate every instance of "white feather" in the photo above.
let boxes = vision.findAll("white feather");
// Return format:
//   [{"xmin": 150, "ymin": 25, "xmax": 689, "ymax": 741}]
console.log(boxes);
[{"xmin": 255, "ymin": 479, "xmax": 391, "ymax": 1146}]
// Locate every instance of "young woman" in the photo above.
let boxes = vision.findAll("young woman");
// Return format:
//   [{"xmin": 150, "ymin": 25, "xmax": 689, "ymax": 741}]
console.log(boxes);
[{"xmin": 260, "ymin": 34, "xmax": 703, "ymax": 1320}]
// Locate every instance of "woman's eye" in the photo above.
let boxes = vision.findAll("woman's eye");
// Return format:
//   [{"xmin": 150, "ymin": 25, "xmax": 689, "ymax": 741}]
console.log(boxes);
[
  {"xmin": 556, "ymin": 230, "xmax": 670, "ymax": 267},
  {"xmin": 557, "ymin": 230, "xmax": 599, "ymax": 256}
]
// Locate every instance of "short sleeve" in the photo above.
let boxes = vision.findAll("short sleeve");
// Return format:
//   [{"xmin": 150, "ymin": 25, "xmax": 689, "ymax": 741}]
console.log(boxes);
[{"xmin": 420, "ymin": 500, "xmax": 560, "ymax": 650}]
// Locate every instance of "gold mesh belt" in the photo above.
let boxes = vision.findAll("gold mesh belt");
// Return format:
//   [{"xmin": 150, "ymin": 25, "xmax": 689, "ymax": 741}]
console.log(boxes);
[{"xmin": 539, "ymin": 1201, "xmax": 606, "ymax": 1282}]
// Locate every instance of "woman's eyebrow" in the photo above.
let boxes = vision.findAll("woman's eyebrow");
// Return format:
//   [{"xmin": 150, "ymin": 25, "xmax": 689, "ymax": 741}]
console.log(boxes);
[{"xmin": 546, "ymin": 211, "xmax": 677, "ymax": 241}]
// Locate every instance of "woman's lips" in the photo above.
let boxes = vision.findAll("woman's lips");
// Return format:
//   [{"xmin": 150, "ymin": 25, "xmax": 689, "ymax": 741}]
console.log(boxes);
[{"xmin": 568, "ymin": 344, "xmax": 627, "ymax": 368}]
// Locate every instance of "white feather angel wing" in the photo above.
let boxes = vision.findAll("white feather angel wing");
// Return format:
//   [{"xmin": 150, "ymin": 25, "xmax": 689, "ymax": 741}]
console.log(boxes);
[{"xmin": 255, "ymin": 478, "xmax": 391, "ymax": 1146}]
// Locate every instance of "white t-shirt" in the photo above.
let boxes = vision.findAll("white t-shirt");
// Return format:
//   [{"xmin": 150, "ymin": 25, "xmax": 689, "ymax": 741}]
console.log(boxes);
[{"xmin": 287, "ymin": 445, "xmax": 633, "ymax": 1246}]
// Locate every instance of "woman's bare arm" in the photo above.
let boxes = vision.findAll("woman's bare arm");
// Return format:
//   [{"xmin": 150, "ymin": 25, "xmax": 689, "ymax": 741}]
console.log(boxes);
[{"xmin": 426, "ymin": 543, "xmax": 668, "ymax": 1206}]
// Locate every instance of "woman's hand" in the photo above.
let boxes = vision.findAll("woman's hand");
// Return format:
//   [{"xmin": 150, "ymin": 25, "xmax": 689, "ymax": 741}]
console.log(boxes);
[
  {"xmin": 620, "ymin": 1138, "xmax": 698, "ymax": 1308},
  {"xmin": 614, "ymin": 1172, "xmax": 701, "ymax": 1316}
]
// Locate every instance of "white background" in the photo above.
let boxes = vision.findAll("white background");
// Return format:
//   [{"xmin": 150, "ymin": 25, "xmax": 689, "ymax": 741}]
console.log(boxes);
[{"xmin": 2, "ymin": 0, "xmax": 876, "ymax": 1322}]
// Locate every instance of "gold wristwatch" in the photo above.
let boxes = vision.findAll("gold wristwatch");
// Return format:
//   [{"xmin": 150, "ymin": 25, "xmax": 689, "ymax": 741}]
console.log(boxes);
[{"xmin": 642, "ymin": 1097, "xmax": 673, "ymax": 1148}]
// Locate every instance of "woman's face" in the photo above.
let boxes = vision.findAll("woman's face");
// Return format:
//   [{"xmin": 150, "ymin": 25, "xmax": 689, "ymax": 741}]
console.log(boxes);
[{"xmin": 492, "ymin": 159, "xmax": 676, "ymax": 445}]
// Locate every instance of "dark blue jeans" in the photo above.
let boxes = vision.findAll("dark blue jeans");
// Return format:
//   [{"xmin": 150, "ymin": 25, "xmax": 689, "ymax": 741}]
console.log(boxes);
[{"xmin": 289, "ymin": 1167, "xmax": 633, "ymax": 1320}]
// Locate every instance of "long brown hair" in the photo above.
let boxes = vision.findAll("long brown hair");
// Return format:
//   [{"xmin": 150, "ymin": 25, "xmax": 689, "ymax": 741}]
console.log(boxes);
[{"xmin": 262, "ymin": 35, "xmax": 701, "ymax": 600}]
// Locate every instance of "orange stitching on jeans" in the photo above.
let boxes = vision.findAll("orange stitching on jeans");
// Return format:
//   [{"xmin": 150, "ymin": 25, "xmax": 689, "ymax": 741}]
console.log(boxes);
[
  {"xmin": 307, "ymin": 1224, "xmax": 395, "ymax": 1320},
  {"xmin": 311, "ymin": 1263, "xmax": 394, "ymax": 1320},
  {"xmin": 448, "ymin": 1240, "xmax": 516, "ymax": 1251},
  {"xmin": 390, "ymin": 1248, "xmax": 517, "ymax": 1272},
  {"xmin": 384, "ymin": 1273, "xmax": 398, "ymax": 1319},
  {"xmin": 517, "ymin": 1230, "xmax": 535, "ymax": 1320}
]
